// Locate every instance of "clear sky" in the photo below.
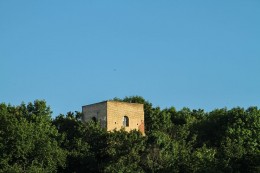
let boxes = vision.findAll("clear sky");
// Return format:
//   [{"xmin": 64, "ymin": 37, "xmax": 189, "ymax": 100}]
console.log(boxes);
[{"xmin": 1, "ymin": 0, "xmax": 260, "ymax": 116}]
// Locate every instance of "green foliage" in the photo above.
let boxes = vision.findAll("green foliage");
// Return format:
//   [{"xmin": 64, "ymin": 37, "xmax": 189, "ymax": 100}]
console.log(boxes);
[
  {"xmin": 216, "ymin": 107, "xmax": 260, "ymax": 172},
  {"xmin": 145, "ymin": 131, "xmax": 175, "ymax": 172},
  {"xmin": 103, "ymin": 130, "xmax": 146, "ymax": 173},
  {"xmin": 52, "ymin": 112, "xmax": 96, "ymax": 173},
  {"xmin": 1, "ymin": 97, "xmax": 259, "ymax": 172},
  {"xmin": 0, "ymin": 101, "xmax": 66, "ymax": 173}
]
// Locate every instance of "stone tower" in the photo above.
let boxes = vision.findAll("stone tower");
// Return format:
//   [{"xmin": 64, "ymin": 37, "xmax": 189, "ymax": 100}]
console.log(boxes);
[{"xmin": 82, "ymin": 101, "xmax": 145, "ymax": 135}]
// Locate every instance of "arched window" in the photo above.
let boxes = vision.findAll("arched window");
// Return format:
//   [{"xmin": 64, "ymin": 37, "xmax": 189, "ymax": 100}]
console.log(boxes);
[{"xmin": 123, "ymin": 116, "xmax": 129, "ymax": 127}]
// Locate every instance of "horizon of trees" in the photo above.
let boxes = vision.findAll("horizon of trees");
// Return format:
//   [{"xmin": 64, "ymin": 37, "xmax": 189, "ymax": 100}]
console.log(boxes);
[{"xmin": 0, "ymin": 96, "xmax": 259, "ymax": 172}]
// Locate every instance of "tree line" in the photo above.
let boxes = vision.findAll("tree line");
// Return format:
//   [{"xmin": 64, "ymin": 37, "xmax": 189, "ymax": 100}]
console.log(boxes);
[{"xmin": 0, "ymin": 96, "xmax": 259, "ymax": 172}]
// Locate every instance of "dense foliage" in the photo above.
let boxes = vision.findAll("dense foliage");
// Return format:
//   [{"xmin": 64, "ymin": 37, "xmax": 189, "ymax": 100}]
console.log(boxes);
[{"xmin": 0, "ymin": 97, "xmax": 259, "ymax": 172}]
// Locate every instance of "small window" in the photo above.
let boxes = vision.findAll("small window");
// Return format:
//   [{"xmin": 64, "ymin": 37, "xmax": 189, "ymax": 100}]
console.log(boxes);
[
  {"xmin": 123, "ymin": 116, "xmax": 129, "ymax": 127},
  {"xmin": 92, "ymin": 117, "xmax": 97, "ymax": 122}
]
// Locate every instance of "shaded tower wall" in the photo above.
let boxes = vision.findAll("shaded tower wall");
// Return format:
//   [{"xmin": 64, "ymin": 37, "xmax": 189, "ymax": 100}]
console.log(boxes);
[{"xmin": 82, "ymin": 101, "xmax": 107, "ymax": 128}]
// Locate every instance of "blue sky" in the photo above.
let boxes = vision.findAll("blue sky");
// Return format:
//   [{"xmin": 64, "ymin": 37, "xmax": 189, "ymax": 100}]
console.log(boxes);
[{"xmin": 1, "ymin": 0, "xmax": 260, "ymax": 116}]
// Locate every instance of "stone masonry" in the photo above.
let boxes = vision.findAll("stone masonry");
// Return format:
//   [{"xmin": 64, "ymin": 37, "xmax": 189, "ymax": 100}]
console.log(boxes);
[{"xmin": 82, "ymin": 101, "xmax": 145, "ymax": 135}]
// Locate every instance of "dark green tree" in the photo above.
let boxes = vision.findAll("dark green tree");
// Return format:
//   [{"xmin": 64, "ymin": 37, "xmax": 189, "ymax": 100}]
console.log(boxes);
[
  {"xmin": 103, "ymin": 130, "xmax": 146, "ymax": 173},
  {"xmin": 217, "ymin": 107, "xmax": 260, "ymax": 172},
  {"xmin": 0, "ymin": 101, "xmax": 66, "ymax": 173},
  {"xmin": 53, "ymin": 112, "xmax": 97, "ymax": 173}
]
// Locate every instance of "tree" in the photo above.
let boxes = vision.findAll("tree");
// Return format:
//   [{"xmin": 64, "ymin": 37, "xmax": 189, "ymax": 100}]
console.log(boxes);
[
  {"xmin": 145, "ymin": 130, "xmax": 175, "ymax": 173},
  {"xmin": 53, "ymin": 112, "xmax": 98, "ymax": 173},
  {"xmin": 217, "ymin": 107, "xmax": 260, "ymax": 172},
  {"xmin": 103, "ymin": 130, "xmax": 146, "ymax": 173},
  {"xmin": 1, "ymin": 97, "xmax": 259, "ymax": 172},
  {"xmin": 0, "ymin": 100, "xmax": 66, "ymax": 173}
]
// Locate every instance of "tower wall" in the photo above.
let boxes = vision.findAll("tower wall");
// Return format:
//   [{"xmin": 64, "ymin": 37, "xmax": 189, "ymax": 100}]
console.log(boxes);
[
  {"xmin": 82, "ymin": 101, "xmax": 107, "ymax": 128},
  {"xmin": 107, "ymin": 101, "xmax": 144, "ymax": 134},
  {"xmin": 82, "ymin": 101, "xmax": 145, "ymax": 135}
]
